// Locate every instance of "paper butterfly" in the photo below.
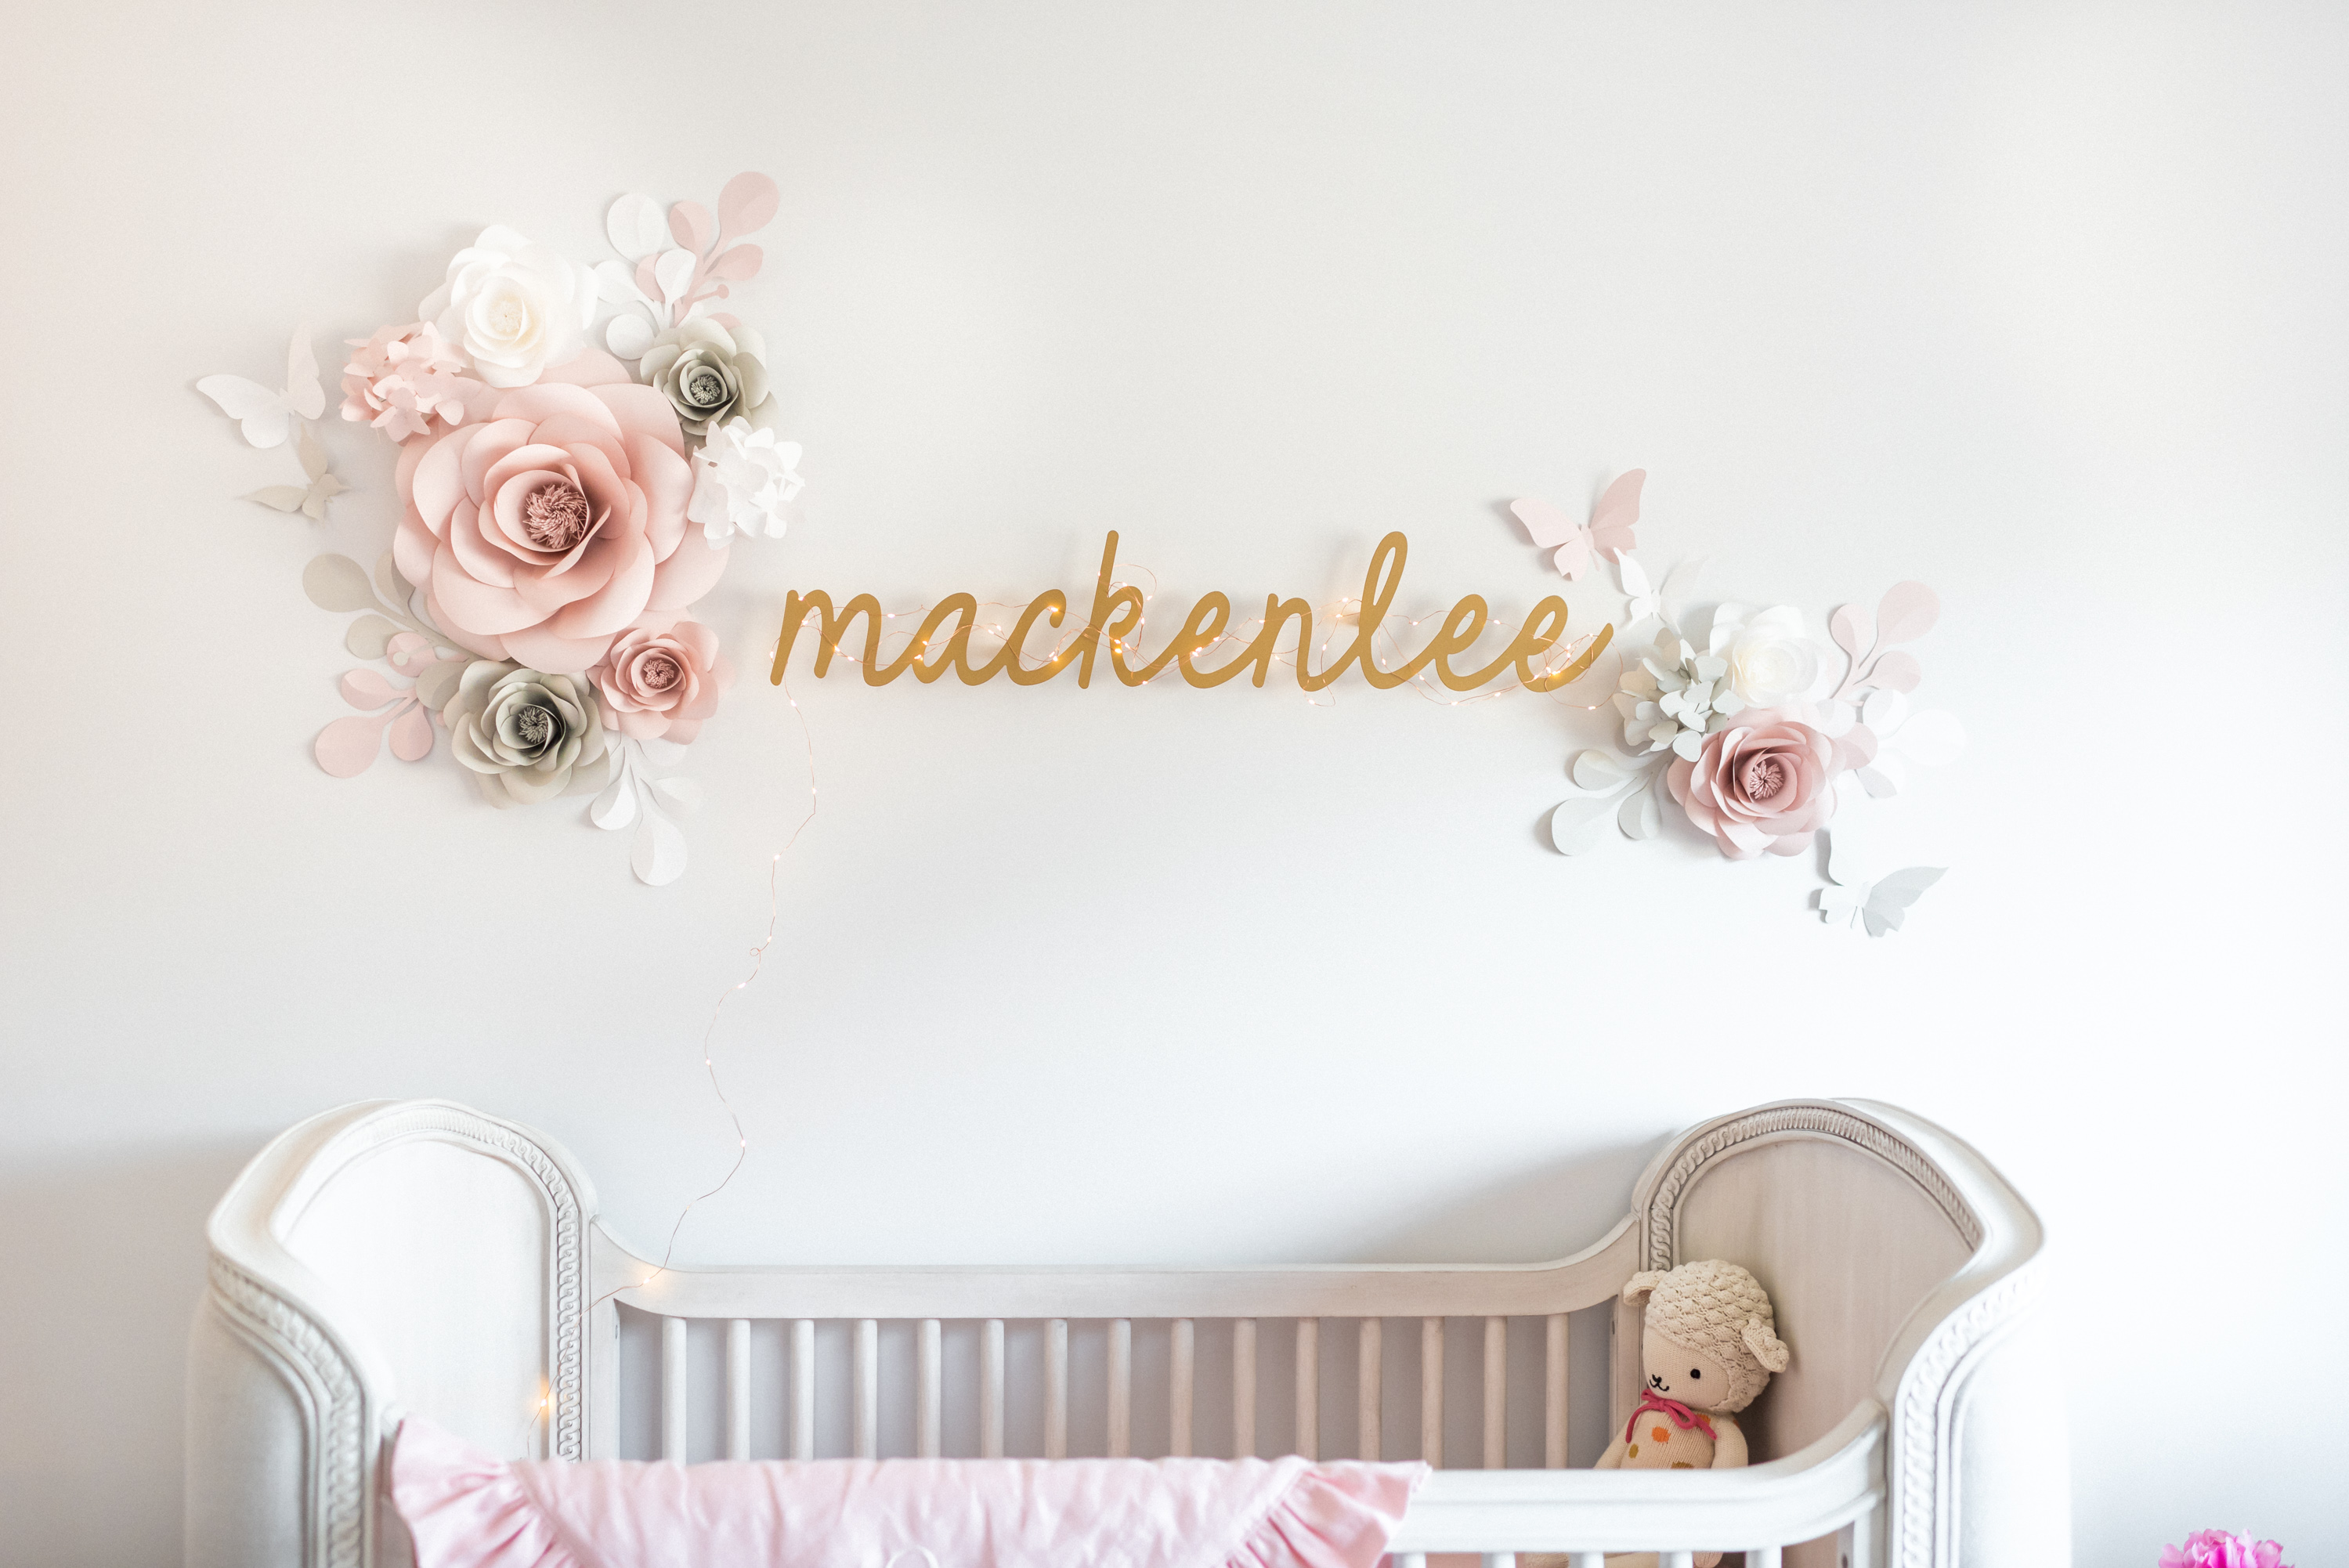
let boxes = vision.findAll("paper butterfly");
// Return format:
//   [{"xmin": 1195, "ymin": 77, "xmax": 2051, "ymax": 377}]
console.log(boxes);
[
  {"xmin": 197, "ymin": 327, "xmax": 325, "ymax": 448},
  {"xmin": 1509, "ymin": 468, "xmax": 1643, "ymax": 580},
  {"xmin": 1816, "ymin": 829, "xmax": 1946, "ymax": 937},
  {"xmin": 244, "ymin": 428, "xmax": 349, "ymax": 522}
]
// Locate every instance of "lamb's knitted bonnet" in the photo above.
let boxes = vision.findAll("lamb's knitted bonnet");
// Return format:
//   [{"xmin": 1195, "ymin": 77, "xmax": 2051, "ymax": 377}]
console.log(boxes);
[{"xmin": 1624, "ymin": 1258, "xmax": 1791, "ymax": 1413}]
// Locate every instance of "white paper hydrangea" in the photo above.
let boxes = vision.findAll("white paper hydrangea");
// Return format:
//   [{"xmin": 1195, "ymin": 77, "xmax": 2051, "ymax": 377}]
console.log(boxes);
[{"xmin": 685, "ymin": 417, "xmax": 804, "ymax": 547}]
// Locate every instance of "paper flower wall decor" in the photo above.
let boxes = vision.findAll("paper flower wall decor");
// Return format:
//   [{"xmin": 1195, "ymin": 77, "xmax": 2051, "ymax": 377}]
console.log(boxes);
[
  {"xmin": 199, "ymin": 173, "xmax": 797, "ymax": 887},
  {"xmin": 1524, "ymin": 475, "xmax": 1964, "ymax": 934}
]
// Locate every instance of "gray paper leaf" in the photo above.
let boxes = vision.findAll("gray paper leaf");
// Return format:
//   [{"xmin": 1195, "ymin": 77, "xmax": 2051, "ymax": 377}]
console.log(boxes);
[
  {"xmin": 413, "ymin": 658, "xmax": 465, "ymax": 713},
  {"xmin": 303, "ymin": 555, "xmax": 377, "ymax": 612},
  {"xmin": 374, "ymin": 552, "xmax": 407, "ymax": 609},
  {"xmin": 1617, "ymin": 786, "xmax": 1661, "ymax": 840},
  {"xmin": 345, "ymin": 614, "xmax": 398, "ymax": 659}
]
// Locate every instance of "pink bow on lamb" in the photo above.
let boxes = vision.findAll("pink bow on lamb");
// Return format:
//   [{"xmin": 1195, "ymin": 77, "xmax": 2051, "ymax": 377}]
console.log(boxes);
[{"xmin": 390, "ymin": 1417, "xmax": 1424, "ymax": 1568}]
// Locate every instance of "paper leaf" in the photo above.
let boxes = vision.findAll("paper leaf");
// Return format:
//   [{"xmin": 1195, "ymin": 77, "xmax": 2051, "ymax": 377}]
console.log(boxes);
[
  {"xmin": 1547, "ymin": 795, "xmax": 1617, "ymax": 855},
  {"xmin": 652, "ymin": 248, "xmax": 696, "ymax": 305},
  {"xmin": 374, "ymin": 551, "xmax": 407, "ymax": 608},
  {"xmin": 303, "ymin": 555, "xmax": 378, "ymax": 612},
  {"xmin": 388, "ymin": 702, "xmax": 434, "ymax": 762},
  {"xmin": 651, "ymin": 775, "xmax": 703, "ymax": 813},
  {"xmin": 1874, "ymin": 582, "xmax": 1940, "ymax": 647},
  {"xmin": 1892, "ymin": 709, "xmax": 1967, "ymax": 767},
  {"xmin": 607, "ymin": 194, "xmax": 668, "ymax": 259},
  {"xmin": 414, "ymin": 657, "xmax": 465, "ymax": 713},
  {"xmin": 1861, "ymin": 687, "xmax": 1909, "ymax": 735},
  {"xmin": 631, "ymin": 805, "xmax": 688, "ymax": 885},
  {"xmin": 718, "ymin": 172, "xmax": 781, "ymax": 237},
  {"xmin": 590, "ymin": 771, "xmax": 638, "ymax": 831},
  {"xmin": 605, "ymin": 313, "xmax": 655, "ymax": 359},
  {"xmin": 1569, "ymin": 749, "xmax": 1624, "ymax": 792},
  {"xmin": 1618, "ymin": 786, "xmax": 1661, "ymax": 840},
  {"xmin": 1829, "ymin": 603, "xmax": 1873, "ymax": 667},
  {"xmin": 706, "ymin": 243, "xmax": 763, "ymax": 284},
  {"xmin": 636, "ymin": 735, "xmax": 691, "ymax": 768},
  {"xmin": 340, "ymin": 669, "xmax": 403, "ymax": 710},
  {"xmin": 668, "ymin": 200, "xmax": 714, "ymax": 255},
  {"xmin": 345, "ymin": 614, "xmax": 398, "ymax": 659},
  {"xmin": 1858, "ymin": 754, "xmax": 1909, "ymax": 798},
  {"xmin": 593, "ymin": 258, "xmax": 650, "ymax": 305},
  {"xmin": 634, "ymin": 255, "xmax": 663, "ymax": 307},
  {"xmin": 1868, "ymin": 649, "xmax": 1922, "ymax": 692},
  {"xmin": 245, "ymin": 485, "xmax": 309, "ymax": 512},
  {"xmin": 314, "ymin": 713, "xmax": 387, "ymax": 777}
]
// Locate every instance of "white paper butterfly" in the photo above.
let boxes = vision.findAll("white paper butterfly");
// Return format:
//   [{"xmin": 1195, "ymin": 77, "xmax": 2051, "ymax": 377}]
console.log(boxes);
[
  {"xmin": 1816, "ymin": 829, "xmax": 1946, "ymax": 937},
  {"xmin": 197, "ymin": 327, "xmax": 325, "ymax": 448}
]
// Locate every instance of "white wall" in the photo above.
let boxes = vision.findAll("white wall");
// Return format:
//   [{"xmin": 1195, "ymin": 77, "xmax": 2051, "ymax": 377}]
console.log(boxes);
[{"xmin": 2, "ymin": 2, "xmax": 2341, "ymax": 1563}]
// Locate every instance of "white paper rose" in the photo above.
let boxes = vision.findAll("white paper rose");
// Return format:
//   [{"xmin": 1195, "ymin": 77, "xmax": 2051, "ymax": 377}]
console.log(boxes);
[
  {"xmin": 421, "ymin": 226, "xmax": 598, "ymax": 388},
  {"xmin": 686, "ymin": 417, "xmax": 803, "ymax": 547},
  {"xmin": 1708, "ymin": 605, "xmax": 1824, "ymax": 710}
]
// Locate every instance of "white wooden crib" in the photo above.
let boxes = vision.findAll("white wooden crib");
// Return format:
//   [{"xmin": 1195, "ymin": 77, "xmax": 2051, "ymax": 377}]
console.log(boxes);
[{"xmin": 185, "ymin": 1098, "xmax": 2065, "ymax": 1568}]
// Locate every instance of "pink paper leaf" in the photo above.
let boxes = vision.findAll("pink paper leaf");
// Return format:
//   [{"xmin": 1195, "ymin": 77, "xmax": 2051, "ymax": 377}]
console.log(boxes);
[
  {"xmin": 315, "ymin": 712, "xmax": 389, "ymax": 777},
  {"xmin": 340, "ymin": 669, "xmax": 404, "ymax": 710},
  {"xmin": 1874, "ymin": 581, "xmax": 1940, "ymax": 646},
  {"xmin": 717, "ymin": 172, "xmax": 780, "ymax": 237},
  {"xmin": 1868, "ymin": 649, "xmax": 1922, "ymax": 692},
  {"xmin": 385, "ymin": 631, "xmax": 434, "ymax": 673},
  {"xmin": 669, "ymin": 200, "xmax": 714, "ymax": 255},
  {"xmin": 1829, "ymin": 603, "xmax": 1873, "ymax": 665},
  {"xmin": 1834, "ymin": 723, "xmax": 1879, "ymax": 775},
  {"xmin": 388, "ymin": 701, "xmax": 434, "ymax": 762},
  {"xmin": 707, "ymin": 244, "xmax": 763, "ymax": 283},
  {"xmin": 634, "ymin": 256, "xmax": 663, "ymax": 309}
]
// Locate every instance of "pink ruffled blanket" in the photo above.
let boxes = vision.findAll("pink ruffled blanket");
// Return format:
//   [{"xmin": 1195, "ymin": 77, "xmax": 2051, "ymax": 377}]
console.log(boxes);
[{"xmin": 391, "ymin": 1418, "xmax": 1426, "ymax": 1568}]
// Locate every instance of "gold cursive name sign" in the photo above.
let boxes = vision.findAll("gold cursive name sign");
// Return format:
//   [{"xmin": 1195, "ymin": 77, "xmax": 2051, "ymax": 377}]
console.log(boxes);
[{"xmin": 770, "ymin": 532, "xmax": 1611, "ymax": 693}]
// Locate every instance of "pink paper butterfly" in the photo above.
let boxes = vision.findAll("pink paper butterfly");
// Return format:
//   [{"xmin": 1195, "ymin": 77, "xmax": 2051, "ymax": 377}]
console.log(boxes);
[{"xmin": 1510, "ymin": 469, "xmax": 1644, "ymax": 580}]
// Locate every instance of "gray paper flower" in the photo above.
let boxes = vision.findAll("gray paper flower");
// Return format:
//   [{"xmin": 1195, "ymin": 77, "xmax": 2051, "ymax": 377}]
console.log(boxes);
[
  {"xmin": 443, "ymin": 661, "xmax": 610, "ymax": 807},
  {"xmin": 638, "ymin": 318, "xmax": 773, "ymax": 438}
]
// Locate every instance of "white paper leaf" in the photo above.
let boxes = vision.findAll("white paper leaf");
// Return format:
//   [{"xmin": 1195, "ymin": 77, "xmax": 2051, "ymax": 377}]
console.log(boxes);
[
  {"xmin": 631, "ymin": 806, "xmax": 689, "ymax": 885},
  {"xmin": 1892, "ymin": 709, "xmax": 1967, "ymax": 767},
  {"xmin": 1547, "ymin": 796, "xmax": 1617, "ymax": 855},
  {"xmin": 1858, "ymin": 755, "xmax": 1909, "ymax": 798},
  {"xmin": 1671, "ymin": 728, "xmax": 1706, "ymax": 761},
  {"xmin": 1617, "ymin": 786, "xmax": 1661, "ymax": 840},
  {"xmin": 653, "ymin": 248, "xmax": 696, "ymax": 305},
  {"xmin": 605, "ymin": 313, "xmax": 655, "ymax": 359},
  {"xmin": 635, "ymin": 736, "xmax": 691, "ymax": 768},
  {"xmin": 1861, "ymin": 686, "xmax": 1910, "ymax": 735},
  {"xmin": 650, "ymin": 775, "xmax": 703, "ymax": 814},
  {"xmin": 606, "ymin": 193, "xmax": 668, "ymax": 260},
  {"xmin": 590, "ymin": 771, "xmax": 638, "ymax": 831},
  {"xmin": 593, "ymin": 258, "xmax": 649, "ymax": 307},
  {"xmin": 1569, "ymin": 750, "xmax": 1624, "ymax": 792}
]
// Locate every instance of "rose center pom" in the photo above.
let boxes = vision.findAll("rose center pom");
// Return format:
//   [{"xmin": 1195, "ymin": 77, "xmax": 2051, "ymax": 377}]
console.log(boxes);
[
  {"xmin": 514, "ymin": 705, "xmax": 555, "ymax": 749},
  {"xmin": 1742, "ymin": 753, "xmax": 1787, "ymax": 801},
  {"xmin": 684, "ymin": 366, "xmax": 728, "ymax": 407},
  {"xmin": 636, "ymin": 652, "xmax": 683, "ymax": 692},
  {"xmin": 522, "ymin": 482, "xmax": 592, "ymax": 551}
]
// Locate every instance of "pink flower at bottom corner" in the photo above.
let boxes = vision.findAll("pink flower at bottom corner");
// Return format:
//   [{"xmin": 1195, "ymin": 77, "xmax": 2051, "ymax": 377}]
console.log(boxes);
[
  {"xmin": 591, "ymin": 612, "xmax": 732, "ymax": 743},
  {"xmin": 2160, "ymin": 1532, "xmax": 2291, "ymax": 1568}
]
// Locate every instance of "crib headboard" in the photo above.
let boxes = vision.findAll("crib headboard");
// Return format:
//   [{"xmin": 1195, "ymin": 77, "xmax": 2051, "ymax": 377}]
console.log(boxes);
[{"xmin": 189, "ymin": 1097, "xmax": 2059, "ymax": 1568}]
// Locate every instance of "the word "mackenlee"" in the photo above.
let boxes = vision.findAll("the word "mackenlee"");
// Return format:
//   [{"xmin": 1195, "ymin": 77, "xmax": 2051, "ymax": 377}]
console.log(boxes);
[{"xmin": 769, "ymin": 532, "xmax": 1613, "ymax": 693}]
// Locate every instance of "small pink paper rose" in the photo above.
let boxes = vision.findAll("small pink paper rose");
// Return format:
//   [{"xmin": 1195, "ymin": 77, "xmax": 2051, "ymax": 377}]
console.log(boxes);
[
  {"xmin": 392, "ymin": 352, "xmax": 728, "ymax": 674},
  {"xmin": 1667, "ymin": 708, "xmax": 1839, "ymax": 859},
  {"xmin": 341, "ymin": 323, "xmax": 489, "ymax": 441},
  {"xmin": 2160, "ymin": 1533, "xmax": 2290, "ymax": 1568},
  {"xmin": 593, "ymin": 613, "xmax": 732, "ymax": 742}
]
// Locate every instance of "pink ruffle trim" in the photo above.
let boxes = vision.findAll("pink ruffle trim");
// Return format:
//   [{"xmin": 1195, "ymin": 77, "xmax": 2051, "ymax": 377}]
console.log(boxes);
[
  {"xmin": 1223, "ymin": 1460, "xmax": 1423, "ymax": 1568},
  {"xmin": 391, "ymin": 1419, "xmax": 580, "ymax": 1568}
]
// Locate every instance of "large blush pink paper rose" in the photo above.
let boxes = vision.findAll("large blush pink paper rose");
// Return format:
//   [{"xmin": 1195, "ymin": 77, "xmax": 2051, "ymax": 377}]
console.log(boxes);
[
  {"xmin": 593, "ymin": 613, "xmax": 732, "ymax": 742},
  {"xmin": 1667, "ymin": 709, "xmax": 1840, "ymax": 859},
  {"xmin": 392, "ymin": 352, "xmax": 727, "ymax": 674}
]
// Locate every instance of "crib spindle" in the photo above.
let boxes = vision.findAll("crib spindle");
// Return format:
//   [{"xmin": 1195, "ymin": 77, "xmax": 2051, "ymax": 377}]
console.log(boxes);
[
  {"xmin": 1483, "ymin": 1315, "xmax": 1507, "ymax": 1469},
  {"xmin": 1045, "ymin": 1319, "xmax": 1069, "ymax": 1459},
  {"xmin": 1108, "ymin": 1319, "xmax": 1133, "ymax": 1458},
  {"xmin": 981, "ymin": 1318, "xmax": 1006, "ymax": 1458},
  {"xmin": 1394, "ymin": 1557, "xmax": 1427, "ymax": 1568},
  {"xmin": 1482, "ymin": 1555, "xmax": 1518, "ymax": 1568},
  {"xmin": 1746, "ymin": 1550, "xmax": 1783, "ymax": 1568},
  {"xmin": 790, "ymin": 1320, "xmax": 815, "ymax": 1459},
  {"xmin": 1544, "ymin": 1313, "xmax": 1568, "ymax": 1468},
  {"xmin": 917, "ymin": 1318, "xmax": 942, "ymax": 1458},
  {"xmin": 853, "ymin": 1319, "xmax": 878, "ymax": 1459},
  {"xmin": 1357, "ymin": 1317, "xmax": 1382, "ymax": 1461},
  {"xmin": 1661, "ymin": 1554, "xmax": 1695, "ymax": 1568},
  {"xmin": 725, "ymin": 1318, "xmax": 751, "ymax": 1460},
  {"xmin": 1295, "ymin": 1318, "xmax": 1319, "ymax": 1460},
  {"xmin": 1169, "ymin": 1318, "xmax": 1195, "ymax": 1457},
  {"xmin": 660, "ymin": 1317, "xmax": 688, "ymax": 1461},
  {"xmin": 1567, "ymin": 1556, "xmax": 1605, "ymax": 1568},
  {"xmin": 1233, "ymin": 1318, "xmax": 1257, "ymax": 1456},
  {"xmin": 1420, "ymin": 1317, "xmax": 1444, "ymax": 1468}
]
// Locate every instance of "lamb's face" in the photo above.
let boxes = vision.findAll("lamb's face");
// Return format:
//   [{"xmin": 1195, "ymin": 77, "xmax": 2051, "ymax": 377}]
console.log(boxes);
[{"xmin": 1642, "ymin": 1326, "xmax": 1740, "ymax": 1412}]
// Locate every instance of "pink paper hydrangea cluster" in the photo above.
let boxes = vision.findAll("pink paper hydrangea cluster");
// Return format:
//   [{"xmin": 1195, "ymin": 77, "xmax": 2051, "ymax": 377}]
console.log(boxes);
[{"xmin": 2160, "ymin": 1532, "xmax": 2291, "ymax": 1568}]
